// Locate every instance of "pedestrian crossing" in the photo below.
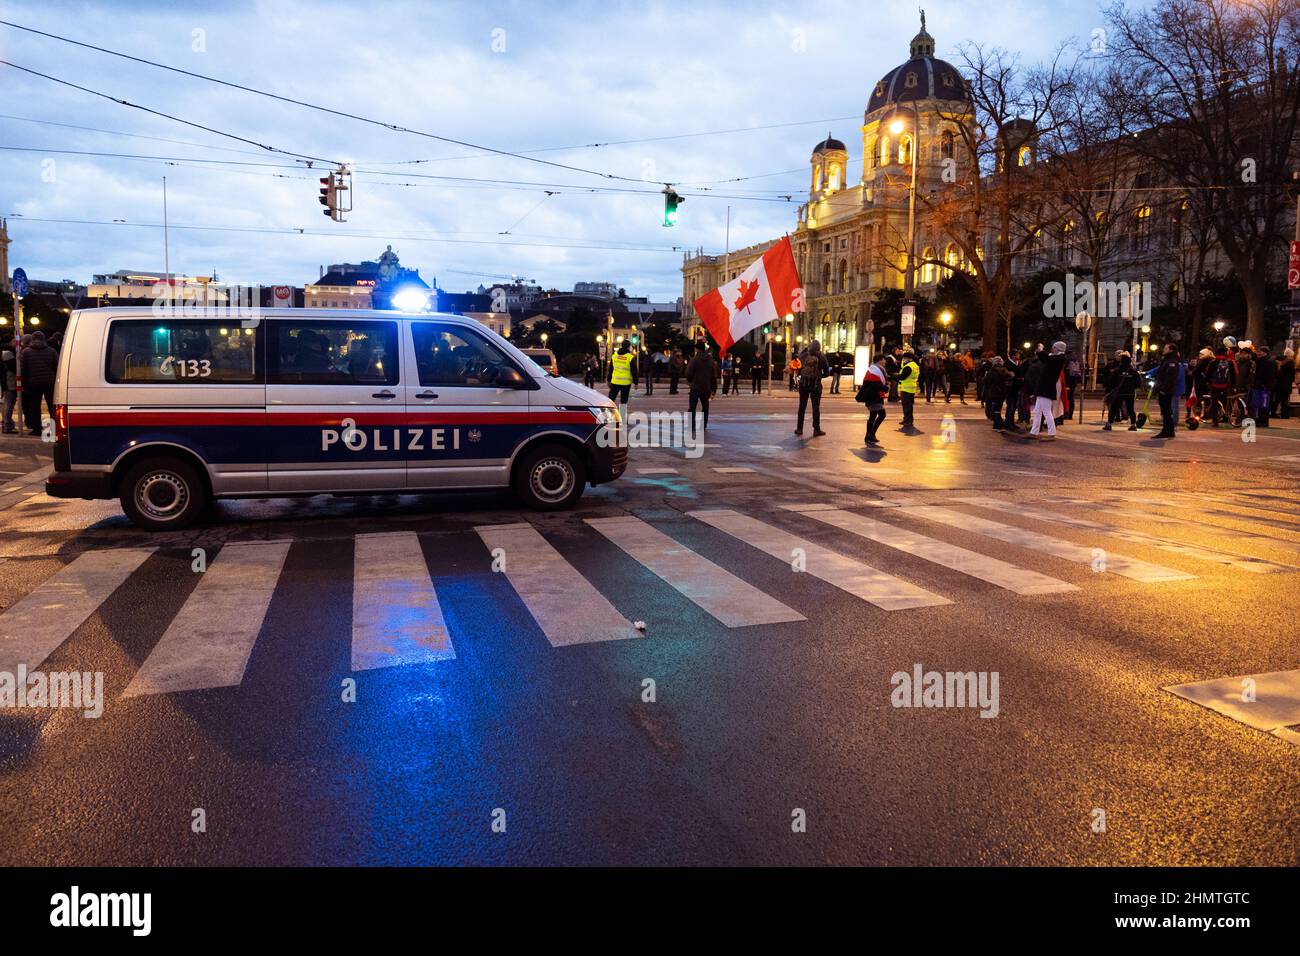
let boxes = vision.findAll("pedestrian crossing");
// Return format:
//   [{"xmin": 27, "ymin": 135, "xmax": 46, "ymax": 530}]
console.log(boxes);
[{"xmin": 2, "ymin": 494, "xmax": 1298, "ymax": 703}]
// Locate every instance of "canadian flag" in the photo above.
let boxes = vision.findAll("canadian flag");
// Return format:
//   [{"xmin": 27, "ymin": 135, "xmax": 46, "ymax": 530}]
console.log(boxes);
[{"xmin": 693, "ymin": 235, "xmax": 803, "ymax": 352}]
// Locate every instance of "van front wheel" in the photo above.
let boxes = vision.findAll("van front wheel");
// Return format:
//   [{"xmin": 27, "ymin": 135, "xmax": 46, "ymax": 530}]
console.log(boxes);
[
  {"xmin": 514, "ymin": 445, "xmax": 585, "ymax": 511},
  {"xmin": 119, "ymin": 457, "xmax": 209, "ymax": 531}
]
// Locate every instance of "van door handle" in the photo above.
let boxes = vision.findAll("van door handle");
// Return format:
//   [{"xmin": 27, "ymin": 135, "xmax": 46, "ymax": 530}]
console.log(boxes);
[
  {"xmin": 414, "ymin": 391, "xmax": 438, "ymax": 400},
  {"xmin": 372, "ymin": 390, "xmax": 396, "ymax": 399}
]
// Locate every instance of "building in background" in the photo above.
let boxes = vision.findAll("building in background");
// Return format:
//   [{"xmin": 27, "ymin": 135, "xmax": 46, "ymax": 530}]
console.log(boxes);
[
  {"xmin": 89, "ymin": 271, "xmax": 227, "ymax": 304},
  {"xmin": 684, "ymin": 14, "xmax": 1292, "ymax": 358},
  {"xmin": 308, "ymin": 246, "xmax": 430, "ymax": 310}
]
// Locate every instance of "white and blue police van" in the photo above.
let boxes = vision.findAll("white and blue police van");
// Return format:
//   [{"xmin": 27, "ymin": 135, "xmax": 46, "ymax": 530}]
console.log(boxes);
[{"xmin": 45, "ymin": 308, "xmax": 625, "ymax": 530}]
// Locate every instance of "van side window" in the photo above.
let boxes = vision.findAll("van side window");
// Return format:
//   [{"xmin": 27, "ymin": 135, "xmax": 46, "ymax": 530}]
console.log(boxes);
[
  {"xmin": 412, "ymin": 322, "xmax": 518, "ymax": 387},
  {"xmin": 267, "ymin": 321, "xmax": 398, "ymax": 386},
  {"xmin": 106, "ymin": 321, "xmax": 259, "ymax": 384}
]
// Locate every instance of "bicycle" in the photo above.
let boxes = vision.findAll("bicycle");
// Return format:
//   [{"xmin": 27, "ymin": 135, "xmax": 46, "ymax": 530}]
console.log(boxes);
[{"xmin": 1186, "ymin": 390, "xmax": 1248, "ymax": 429}]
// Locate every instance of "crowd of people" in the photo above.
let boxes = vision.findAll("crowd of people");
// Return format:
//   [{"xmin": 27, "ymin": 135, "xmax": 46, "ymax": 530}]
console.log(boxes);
[
  {"xmin": 2, "ymin": 330, "xmax": 61, "ymax": 437},
  {"xmin": 582, "ymin": 332, "xmax": 1296, "ymax": 451},
  {"xmin": 853, "ymin": 336, "xmax": 1296, "ymax": 447}
]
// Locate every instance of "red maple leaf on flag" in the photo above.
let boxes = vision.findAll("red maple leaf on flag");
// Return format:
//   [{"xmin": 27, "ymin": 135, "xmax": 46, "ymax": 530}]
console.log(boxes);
[{"xmin": 732, "ymin": 278, "xmax": 760, "ymax": 314}]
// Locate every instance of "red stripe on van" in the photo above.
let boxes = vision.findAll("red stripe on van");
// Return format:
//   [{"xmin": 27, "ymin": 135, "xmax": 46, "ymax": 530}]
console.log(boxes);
[{"xmin": 67, "ymin": 410, "xmax": 595, "ymax": 427}]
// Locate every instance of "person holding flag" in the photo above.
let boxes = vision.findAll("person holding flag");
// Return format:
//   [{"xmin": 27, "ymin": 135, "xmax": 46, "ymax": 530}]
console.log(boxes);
[{"xmin": 856, "ymin": 358, "xmax": 890, "ymax": 446}]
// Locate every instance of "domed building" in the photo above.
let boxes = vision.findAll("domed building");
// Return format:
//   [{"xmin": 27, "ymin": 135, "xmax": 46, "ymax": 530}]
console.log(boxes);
[{"xmin": 682, "ymin": 13, "xmax": 976, "ymax": 354}]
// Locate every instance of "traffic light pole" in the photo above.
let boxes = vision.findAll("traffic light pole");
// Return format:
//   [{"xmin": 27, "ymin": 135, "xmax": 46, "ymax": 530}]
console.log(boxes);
[{"xmin": 12, "ymin": 293, "xmax": 23, "ymax": 412}]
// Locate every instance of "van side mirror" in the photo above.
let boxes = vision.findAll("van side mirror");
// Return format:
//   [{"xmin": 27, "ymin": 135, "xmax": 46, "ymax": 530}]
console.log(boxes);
[{"xmin": 497, "ymin": 366, "xmax": 529, "ymax": 389}]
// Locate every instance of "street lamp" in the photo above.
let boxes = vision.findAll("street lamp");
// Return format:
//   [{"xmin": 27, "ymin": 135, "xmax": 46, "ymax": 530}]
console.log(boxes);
[
  {"xmin": 540, "ymin": 332, "xmax": 549, "ymax": 347},
  {"xmin": 891, "ymin": 105, "xmax": 921, "ymax": 347},
  {"xmin": 1023, "ymin": 341, "xmax": 1032, "ymax": 350},
  {"xmin": 939, "ymin": 309, "xmax": 953, "ymax": 348}
]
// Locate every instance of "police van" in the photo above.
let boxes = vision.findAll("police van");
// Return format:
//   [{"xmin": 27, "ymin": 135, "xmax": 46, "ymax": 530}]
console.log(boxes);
[{"xmin": 45, "ymin": 308, "xmax": 626, "ymax": 530}]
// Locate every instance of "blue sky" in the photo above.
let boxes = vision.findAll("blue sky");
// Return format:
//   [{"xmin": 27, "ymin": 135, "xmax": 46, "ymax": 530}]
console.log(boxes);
[{"xmin": 1, "ymin": 0, "xmax": 1131, "ymax": 300}]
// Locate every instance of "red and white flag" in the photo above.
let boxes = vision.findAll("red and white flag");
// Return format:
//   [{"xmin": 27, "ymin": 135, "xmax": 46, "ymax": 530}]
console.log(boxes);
[{"xmin": 693, "ymin": 235, "xmax": 803, "ymax": 352}]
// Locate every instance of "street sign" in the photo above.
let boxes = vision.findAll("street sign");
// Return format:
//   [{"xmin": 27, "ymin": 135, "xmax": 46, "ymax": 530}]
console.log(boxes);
[
  {"xmin": 1289, "ymin": 241, "xmax": 1300, "ymax": 289},
  {"xmin": 11, "ymin": 268, "xmax": 27, "ymax": 298},
  {"xmin": 272, "ymin": 285, "xmax": 294, "ymax": 308},
  {"xmin": 900, "ymin": 305, "xmax": 915, "ymax": 336}
]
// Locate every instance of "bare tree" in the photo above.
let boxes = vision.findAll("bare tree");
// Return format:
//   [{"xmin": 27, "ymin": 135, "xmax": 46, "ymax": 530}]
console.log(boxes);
[
  {"xmin": 1038, "ymin": 62, "xmax": 1141, "ymax": 369},
  {"xmin": 1106, "ymin": 0, "xmax": 1300, "ymax": 343},
  {"xmin": 916, "ymin": 43, "xmax": 1077, "ymax": 347}
]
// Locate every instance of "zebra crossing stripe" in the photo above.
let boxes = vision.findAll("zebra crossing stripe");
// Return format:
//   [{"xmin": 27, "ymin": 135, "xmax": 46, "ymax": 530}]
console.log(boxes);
[
  {"xmin": 352, "ymin": 532, "xmax": 453, "ymax": 671},
  {"xmin": 687, "ymin": 509, "xmax": 951, "ymax": 611},
  {"xmin": 1164, "ymin": 669, "xmax": 1300, "ymax": 742},
  {"xmin": 636, "ymin": 468, "xmax": 679, "ymax": 475},
  {"xmin": 585, "ymin": 516, "xmax": 804, "ymax": 627},
  {"xmin": 784, "ymin": 505, "xmax": 1079, "ymax": 595},
  {"xmin": 900, "ymin": 506, "xmax": 1194, "ymax": 583},
  {"xmin": 1078, "ymin": 493, "xmax": 1300, "ymax": 553},
  {"xmin": 956, "ymin": 497, "xmax": 1296, "ymax": 575},
  {"xmin": 712, "ymin": 466, "xmax": 756, "ymax": 474},
  {"xmin": 123, "ymin": 541, "xmax": 291, "ymax": 697},
  {"xmin": 474, "ymin": 523, "xmax": 641, "ymax": 646},
  {"xmin": 0, "ymin": 548, "xmax": 154, "ymax": 674}
]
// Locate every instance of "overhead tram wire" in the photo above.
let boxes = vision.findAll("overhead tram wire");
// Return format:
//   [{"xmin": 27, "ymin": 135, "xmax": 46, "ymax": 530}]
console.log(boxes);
[
  {"xmin": 0, "ymin": 113, "xmax": 283, "ymax": 158},
  {"xmin": 0, "ymin": 20, "xmax": 647, "ymax": 185},
  {"xmin": 6, "ymin": 216, "xmax": 688, "ymax": 253},
  {"xmin": 0, "ymin": 19, "xmax": 859, "ymax": 189},
  {"xmin": 0, "ymin": 104, "xmax": 855, "ymax": 188},
  {"xmin": 0, "ymin": 146, "xmax": 800, "ymax": 201},
  {"xmin": 0, "ymin": 60, "xmax": 342, "ymax": 167}
]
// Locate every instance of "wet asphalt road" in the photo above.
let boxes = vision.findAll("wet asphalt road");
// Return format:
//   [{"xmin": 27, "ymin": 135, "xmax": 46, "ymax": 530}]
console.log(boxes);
[{"xmin": 0, "ymin": 386, "xmax": 1297, "ymax": 865}]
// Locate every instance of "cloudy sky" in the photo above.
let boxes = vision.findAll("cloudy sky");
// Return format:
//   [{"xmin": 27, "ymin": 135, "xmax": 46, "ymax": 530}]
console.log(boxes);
[{"xmin": 2, "ymin": 0, "xmax": 1131, "ymax": 300}]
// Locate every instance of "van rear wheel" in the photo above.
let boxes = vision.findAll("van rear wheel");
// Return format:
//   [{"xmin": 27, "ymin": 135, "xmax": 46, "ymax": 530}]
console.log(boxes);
[
  {"xmin": 514, "ymin": 444, "xmax": 585, "ymax": 511},
  {"xmin": 119, "ymin": 457, "xmax": 208, "ymax": 531}
]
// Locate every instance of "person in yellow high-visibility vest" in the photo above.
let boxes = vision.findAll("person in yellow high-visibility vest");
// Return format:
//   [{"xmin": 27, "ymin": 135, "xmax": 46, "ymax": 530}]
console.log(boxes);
[
  {"xmin": 897, "ymin": 350, "xmax": 920, "ymax": 430},
  {"xmin": 609, "ymin": 341, "xmax": 637, "ymax": 406}
]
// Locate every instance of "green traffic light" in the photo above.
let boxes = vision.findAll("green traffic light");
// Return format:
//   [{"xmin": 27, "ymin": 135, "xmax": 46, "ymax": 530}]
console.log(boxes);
[{"xmin": 662, "ymin": 188, "xmax": 682, "ymax": 227}]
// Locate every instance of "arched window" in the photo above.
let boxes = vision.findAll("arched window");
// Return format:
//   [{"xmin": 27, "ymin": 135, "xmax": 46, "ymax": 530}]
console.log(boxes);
[
  {"xmin": 869, "ymin": 139, "xmax": 879, "ymax": 168},
  {"xmin": 1058, "ymin": 220, "xmax": 1074, "ymax": 260},
  {"xmin": 822, "ymin": 262, "xmax": 832, "ymax": 295},
  {"xmin": 899, "ymin": 135, "xmax": 913, "ymax": 166},
  {"xmin": 920, "ymin": 247, "xmax": 937, "ymax": 285},
  {"xmin": 813, "ymin": 166, "xmax": 822, "ymax": 191},
  {"xmin": 836, "ymin": 311, "xmax": 848, "ymax": 347},
  {"xmin": 838, "ymin": 259, "xmax": 848, "ymax": 293},
  {"xmin": 940, "ymin": 129, "xmax": 954, "ymax": 160},
  {"xmin": 1132, "ymin": 204, "xmax": 1152, "ymax": 252},
  {"xmin": 880, "ymin": 136, "xmax": 892, "ymax": 166},
  {"xmin": 943, "ymin": 243, "xmax": 961, "ymax": 276},
  {"xmin": 1018, "ymin": 145, "xmax": 1033, "ymax": 166},
  {"xmin": 828, "ymin": 164, "xmax": 842, "ymax": 190}
]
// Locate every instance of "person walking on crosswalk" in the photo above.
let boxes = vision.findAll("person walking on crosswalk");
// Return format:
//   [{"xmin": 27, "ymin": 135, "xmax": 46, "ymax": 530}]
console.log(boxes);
[
  {"xmin": 982, "ymin": 356, "xmax": 1014, "ymax": 430},
  {"xmin": 686, "ymin": 342, "xmax": 716, "ymax": 435},
  {"xmin": 1028, "ymin": 342, "xmax": 1068, "ymax": 439},
  {"xmin": 794, "ymin": 339, "xmax": 829, "ymax": 437},
  {"xmin": 609, "ymin": 341, "xmax": 637, "ymax": 407},
  {"xmin": 857, "ymin": 360, "xmax": 889, "ymax": 446},
  {"xmin": 897, "ymin": 349, "xmax": 919, "ymax": 431}
]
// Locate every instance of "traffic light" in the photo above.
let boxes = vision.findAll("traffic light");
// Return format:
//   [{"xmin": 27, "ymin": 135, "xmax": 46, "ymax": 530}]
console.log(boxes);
[
  {"xmin": 317, "ymin": 167, "xmax": 353, "ymax": 222},
  {"xmin": 318, "ymin": 176, "xmax": 334, "ymax": 218},
  {"xmin": 662, "ymin": 186, "xmax": 682, "ymax": 227}
]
